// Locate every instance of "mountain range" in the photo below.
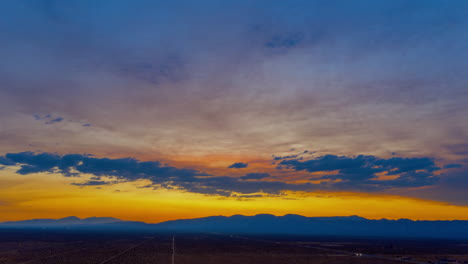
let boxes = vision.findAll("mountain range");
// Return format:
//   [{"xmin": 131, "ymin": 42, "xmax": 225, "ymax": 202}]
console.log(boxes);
[
  {"xmin": 1, "ymin": 216, "xmax": 122, "ymax": 226},
  {"xmin": 2, "ymin": 214, "xmax": 467, "ymax": 239}
]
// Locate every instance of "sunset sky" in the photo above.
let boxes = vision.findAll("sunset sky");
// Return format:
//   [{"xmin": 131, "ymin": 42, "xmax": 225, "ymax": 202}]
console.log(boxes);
[{"xmin": 1, "ymin": 0, "xmax": 467, "ymax": 223}]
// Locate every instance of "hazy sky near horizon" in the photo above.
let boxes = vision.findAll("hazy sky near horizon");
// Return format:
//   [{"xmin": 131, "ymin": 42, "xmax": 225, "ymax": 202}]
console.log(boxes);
[{"xmin": 1, "ymin": 0, "xmax": 467, "ymax": 222}]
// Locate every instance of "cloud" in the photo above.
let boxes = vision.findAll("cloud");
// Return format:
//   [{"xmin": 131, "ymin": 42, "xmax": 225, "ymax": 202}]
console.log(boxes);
[
  {"xmin": 240, "ymin": 173, "xmax": 270, "ymax": 180},
  {"xmin": 446, "ymin": 143, "xmax": 468, "ymax": 156},
  {"xmin": 0, "ymin": 1, "xmax": 466, "ymax": 206},
  {"xmin": 71, "ymin": 180, "xmax": 113, "ymax": 186},
  {"xmin": 374, "ymin": 157, "xmax": 440, "ymax": 175},
  {"xmin": 280, "ymin": 155, "xmax": 374, "ymax": 173},
  {"xmin": 281, "ymin": 154, "xmax": 440, "ymax": 188},
  {"xmin": 0, "ymin": 151, "xmax": 445, "ymax": 196},
  {"xmin": 228, "ymin": 162, "xmax": 248, "ymax": 169},
  {"xmin": 273, "ymin": 150, "xmax": 311, "ymax": 161},
  {"xmin": 397, "ymin": 168, "xmax": 468, "ymax": 206},
  {"xmin": 1, "ymin": 151, "xmax": 202, "ymax": 179},
  {"xmin": 0, "ymin": 156, "xmax": 15, "ymax": 166},
  {"xmin": 444, "ymin": 164, "xmax": 463, "ymax": 169},
  {"xmin": 32, "ymin": 115, "xmax": 64, "ymax": 125},
  {"xmin": 4, "ymin": 152, "xmax": 65, "ymax": 175},
  {"xmin": 0, "ymin": 0, "xmax": 467, "ymax": 162},
  {"xmin": 47, "ymin": 117, "xmax": 63, "ymax": 124},
  {"xmin": 169, "ymin": 176, "xmax": 318, "ymax": 196},
  {"xmin": 273, "ymin": 154, "xmax": 300, "ymax": 161}
]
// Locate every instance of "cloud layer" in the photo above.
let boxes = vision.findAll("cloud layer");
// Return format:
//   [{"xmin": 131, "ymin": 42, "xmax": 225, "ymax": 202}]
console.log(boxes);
[
  {"xmin": 0, "ymin": 152, "xmax": 449, "ymax": 197},
  {"xmin": 0, "ymin": 1, "xmax": 467, "ymax": 207},
  {"xmin": 0, "ymin": 0, "xmax": 467, "ymax": 159}
]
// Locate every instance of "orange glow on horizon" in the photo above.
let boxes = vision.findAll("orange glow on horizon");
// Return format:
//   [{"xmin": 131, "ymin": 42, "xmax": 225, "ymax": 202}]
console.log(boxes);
[{"xmin": 0, "ymin": 169, "xmax": 467, "ymax": 223}]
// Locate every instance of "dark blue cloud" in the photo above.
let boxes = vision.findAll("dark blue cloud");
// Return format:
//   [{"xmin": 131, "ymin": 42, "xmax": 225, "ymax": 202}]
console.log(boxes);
[
  {"xmin": 0, "ymin": 156, "xmax": 15, "ymax": 166},
  {"xmin": 374, "ymin": 157, "xmax": 440, "ymax": 175},
  {"xmin": 280, "ymin": 155, "xmax": 374, "ymax": 172},
  {"xmin": 228, "ymin": 162, "xmax": 248, "ymax": 169},
  {"xmin": 5, "ymin": 152, "xmax": 63, "ymax": 175},
  {"xmin": 1, "ymin": 152, "xmax": 202, "ymax": 179},
  {"xmin": 240, "ymin": 173, "xmax": 270, "ymax": 180},
  {"xmin": 282, "ymin": 154, "xmax": 440, "ymax": 188},
  {"xmin": 444, "ymin": 164, "xmax": 463, "ymax": 169}
]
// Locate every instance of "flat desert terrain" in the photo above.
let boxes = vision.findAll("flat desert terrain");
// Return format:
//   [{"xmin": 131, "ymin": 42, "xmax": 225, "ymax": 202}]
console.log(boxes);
[{"xmin": 0, "ymin": 229, "xmax": 467, "ymax": 264}]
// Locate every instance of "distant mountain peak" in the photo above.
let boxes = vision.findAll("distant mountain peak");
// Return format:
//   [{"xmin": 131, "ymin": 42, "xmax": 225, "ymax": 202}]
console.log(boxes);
[
  {"xmin": 345, "ymin": 215, "xmax": 367, "ymax": 220},
  {"xmin": 59, "ymin": 216, "xmax": 81, "ymax": 221}
]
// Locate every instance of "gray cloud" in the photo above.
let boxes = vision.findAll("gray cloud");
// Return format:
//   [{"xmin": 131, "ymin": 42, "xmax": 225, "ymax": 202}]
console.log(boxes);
[{"xmin": 446, "ymin": 143, "xmax": 468, "ymax": 156}]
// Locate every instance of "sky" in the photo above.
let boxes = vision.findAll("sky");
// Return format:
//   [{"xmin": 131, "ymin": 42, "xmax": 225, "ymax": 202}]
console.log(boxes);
[{"xmin": 0, "ymin": 0, "xmax": 467, "ymax": 222}]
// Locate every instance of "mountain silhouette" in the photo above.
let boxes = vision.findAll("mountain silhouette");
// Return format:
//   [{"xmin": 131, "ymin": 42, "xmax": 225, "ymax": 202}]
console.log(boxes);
[
  {"xmin": 2, "ymin": 214, "xmax": 467, "ymax": 239},
  {"xmin": 1, "ymin": 216, "xmax": 121, "ymax": 226}
]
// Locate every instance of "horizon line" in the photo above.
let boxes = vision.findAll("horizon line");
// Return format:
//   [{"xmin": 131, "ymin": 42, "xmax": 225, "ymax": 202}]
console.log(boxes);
[{"xmin": 3, "ymin": 213, "xmax": 468, "ymax": 224}]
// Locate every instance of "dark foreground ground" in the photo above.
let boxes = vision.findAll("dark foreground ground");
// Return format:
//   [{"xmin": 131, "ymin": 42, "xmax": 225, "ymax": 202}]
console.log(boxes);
[{"xmin": 0, "ymin": 229, "xmax": 467, "ymax": 264}]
